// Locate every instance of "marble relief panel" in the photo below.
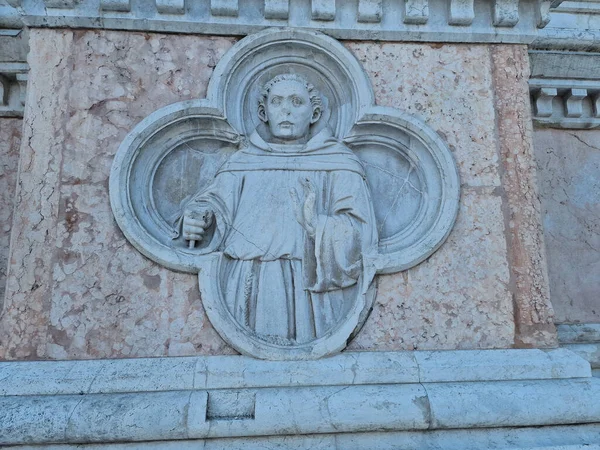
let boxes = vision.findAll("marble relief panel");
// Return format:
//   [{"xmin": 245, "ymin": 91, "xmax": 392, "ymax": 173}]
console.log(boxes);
[{"xmin": 0, "ymin": 30, "xmax": 549, "ymax": 359}]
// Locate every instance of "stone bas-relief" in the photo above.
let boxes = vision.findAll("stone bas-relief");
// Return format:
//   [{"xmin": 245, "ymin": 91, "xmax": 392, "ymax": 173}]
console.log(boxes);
[
  {"xmin": 181, "ymin": 75, "xmax": 379, "ymax": 347},
  {"xmin": 0, "ymin": 29, "xmax": 558, "ymax": 360},
  {"xmin": 110, "ymin": 28, "xmax": 460, "ymax": 359}
]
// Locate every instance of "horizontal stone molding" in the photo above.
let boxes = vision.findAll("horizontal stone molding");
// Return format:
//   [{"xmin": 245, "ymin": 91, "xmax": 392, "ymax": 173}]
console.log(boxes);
[
  {"xmin": 2, "ymin": 425, "xmax": 600, "ymax": 449},
  {"xmin": 1, "ymin": 377, "xmax": 599, "ymax": 445},
  {"xmin": 530, "ymin": 78, "xmax": 600, "ymax": 129},
  {"xmin": 530, "ymin": 51, "xmax": 600, "ymax": 81},
  {"xmin": 0, "ymin": 349, "xmax": 591, "ymax": 397},
  {"xmin": 0, "ymin": 349, "xmax": 596, "ymax": 446},
  {"xmin": 533, "ymin": 0, "xmax": 600, "ymax": 50},
  {"xmin": 3, "ymin": 0, "xmax": 600, "ymax": 51},
  {"xmin": 0, "ymin": 62, "xmax": 27, "ymax": 118},
  {"xmin": 2, "ymin": 0, "xmax": 555, "ymax": 45},
  {"xmin": 558, "ymin": 324, "xmax": 600, "ymax": 344},
  {"xmin": 562, "ymin": 343, "xmax": 600, "ymax": 369}
]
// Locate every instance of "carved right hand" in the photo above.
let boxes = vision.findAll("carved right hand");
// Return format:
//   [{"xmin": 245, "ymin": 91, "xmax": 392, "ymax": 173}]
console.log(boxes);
[{"xmin": 183, "ymin": 208, "xmax": 214, "ymax": 244}]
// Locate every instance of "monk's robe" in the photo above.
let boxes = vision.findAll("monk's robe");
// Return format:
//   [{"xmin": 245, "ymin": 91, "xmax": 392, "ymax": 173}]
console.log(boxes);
[{"xmin": 188, "ymin": 128, "xmax": 378, "ymax": 344}]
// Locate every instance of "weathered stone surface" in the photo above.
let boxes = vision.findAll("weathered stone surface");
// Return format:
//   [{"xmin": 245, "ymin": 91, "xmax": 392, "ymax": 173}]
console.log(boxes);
[
  {"xmin": 5, "ymin": 426, "xmax": 600, "ymax": 449},
  {"xmin": 0, "ymin": 349, "xmax": 597, "ymax": 445},
  {"xmin": 345, "ymin": 42, "xmax": 519, "ymax": 350},
  {"xmin": 490, "ymin": 45, "xmax": 556, "ymax": 348},
  {"xmin": 345, "ymin": 42, "xmax": 500, "ymax": 188},
  {"xmin": 0, "ymin": 349, "xmax": 587, "ymax": 397},
  {"xmin": 350, "ymin": 189, "xmax": 515, "ymax": 350},
  {"xmin": 533, "ymin": 129, "xmax": 600, "ymax": 324},
  {"xmin": 1, "ymin": 34, "xmax": 555, "ymax": 358},
  {"xmin": 0, "ymin": 118, "xmax": 21, "ymax": 305},
  {"xmin": 0, "ymin": 30, "xmax": 238, "ymax": 359},
  {"xmin": 0, "ymin": 31, "xmax": 72, "ymax": 360}
]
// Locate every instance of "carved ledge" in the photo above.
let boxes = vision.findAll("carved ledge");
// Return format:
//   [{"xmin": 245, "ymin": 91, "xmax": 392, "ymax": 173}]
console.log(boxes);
[
  {"xmin": 2, "ymin": 0, "xmax": 560, "ymax": 45},
  {"xmin": 0, "ymin": 62, "xmax": 27, "ymax": 118},
  {"xmin": 0, "ymin": 349, "xmax": 596, "ymax": 446},
  {"xmin": 533, "ymin": 0, "xmax": 600, "ymax": 50},
  {"xmin": 530, "ymin": 78, "xmax": 600, "ymax": 129}
]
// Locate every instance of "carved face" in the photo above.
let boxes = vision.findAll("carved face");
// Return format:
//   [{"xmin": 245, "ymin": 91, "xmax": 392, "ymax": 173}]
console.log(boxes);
[{"xmin": 263, "ymin": 80, "xmax": 317, "ymax": 141}]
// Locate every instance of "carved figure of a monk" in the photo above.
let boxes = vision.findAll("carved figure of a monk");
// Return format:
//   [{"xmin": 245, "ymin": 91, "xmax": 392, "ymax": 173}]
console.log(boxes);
[{"xmin": 182, "ymin": 74, "xmax": 378, "ymax": 345}]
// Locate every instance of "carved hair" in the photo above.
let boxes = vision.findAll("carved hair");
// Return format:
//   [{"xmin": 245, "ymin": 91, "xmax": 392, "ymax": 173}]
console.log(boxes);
[{"xmin": 258, "ymin": 74, "xmax": 323, "ymax": 121}]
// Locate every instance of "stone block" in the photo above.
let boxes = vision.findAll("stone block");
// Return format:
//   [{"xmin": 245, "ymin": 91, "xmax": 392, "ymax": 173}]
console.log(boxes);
[
  {"xmin": 0, "ymin": 118, "xmax": 20, "ymax": 307},
  {"xmin": 156, "ymin": 0, "xmax": 185, "ymax": 14},
  {"xmin": 404, "ymin": 0, "xmax": 429, "ymax": 24},
  {"xmin": 311, "ymin": 0, "xmax": 335, "ymax": 21},
  {"xmin": 533, "ymin": 87, "xmax": 558, "ymax": 117},
  {"xmin": 264, "ymin": 0, "xmax": 288, "ymax": 19},
  {"xmin": 100, "ymin": 0, "xmax": 131, "ymax": 11},
  {"xmin": 533, "ymin": 129, "xmax": 600, "ymax": 324},
  {"xmin": 564, "ymin": 88, "xmax": 588, "ymax": 117},
  {"xmin": 414, "ymin": 348, "xmax": 591, "ymax": 382},
  {"xmin": 448, "ymin": 0, "xmax": 475, "ymax": 25},
  {"xmin": 358, "ymin": 0, "xmax": 382, "ymax": 23},
  {"xmin": 493, "ymin": 0, "xmax": 520, "ymax": 26},
  {"xmin": 211, "ymin": 0, "xmax": 238, "ymax": 16},
  {"xmin": 44, "ymin": 0, "xmax": 77, "ymax": 8},
  {"xmin": 427, "ymin": 379, "xmax": 600, "ymax": 429}
]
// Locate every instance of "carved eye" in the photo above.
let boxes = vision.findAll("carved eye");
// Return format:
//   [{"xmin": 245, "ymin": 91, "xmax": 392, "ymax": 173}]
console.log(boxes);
[
  {"xmin": 271, "ymin": 97, "xmax": 282, "ymax": 105},
  {"xmin": 291, "ymin": 96, "xmax": 304, "ymax": 106}
]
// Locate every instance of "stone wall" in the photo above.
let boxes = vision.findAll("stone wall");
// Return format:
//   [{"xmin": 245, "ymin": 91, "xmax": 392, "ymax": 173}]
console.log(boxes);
[
  {"xmin": 0, "ymin": 118, "xmax": 21, "ymax": 306},
  {"xmin": 534, "ymin": 129, "xmax": 600, "ymax": 324},
  {"xmin": 0, "ymin": 30, "xmax": 556, "ymax": 360}
]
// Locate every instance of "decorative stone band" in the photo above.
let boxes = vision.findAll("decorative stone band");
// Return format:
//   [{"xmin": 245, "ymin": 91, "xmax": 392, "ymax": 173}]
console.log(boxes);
[
  {"xmin": 530, "ymin": 79, "xmax": 600, "ymax": 129},
  {"xmin": 0, "ymin": 349, "xmax": 597, "ymax": 446},
  {"xmin": 533, "ymin": 0, "xmax": 600, "ymax": 50},
  {"xmin": 3, "ymin": 431, "xmax": 600, "ymax": 450},
  {"xmin": 0, "ymin": 62, "xmax": 27, "ymax": 118},
  {"xmin": 2, "ymin": 0, "xmax": 556, "ymax": 44},
  {"xmin": 557, "ymin": 324, "xmax": 600, "ymax": 374}
]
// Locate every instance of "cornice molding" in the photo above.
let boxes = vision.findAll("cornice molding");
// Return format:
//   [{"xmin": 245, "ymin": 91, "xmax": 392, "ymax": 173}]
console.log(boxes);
[
  {"xmin": 529, "ymin": 50, "xmax": 600, "ymax": 129},
  {"xmin": 0, "ymin": 0, "xmax": 555, "ymax": 44},
  {"xmin": 0, "ymin": 62, "xmax": 27, "ymax": 118}
]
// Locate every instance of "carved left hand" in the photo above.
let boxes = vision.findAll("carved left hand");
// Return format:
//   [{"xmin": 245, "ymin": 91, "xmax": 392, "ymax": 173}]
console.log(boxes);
[{"xmin": 290, "ymin": 177, "xmax": 317, "ymax": 236}]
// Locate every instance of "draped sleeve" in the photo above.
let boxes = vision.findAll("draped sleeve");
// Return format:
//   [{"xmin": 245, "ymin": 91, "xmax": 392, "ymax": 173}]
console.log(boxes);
[
  {"xmin": 181, "ymin": 171, "xmax": 242, "ymax": 254},
  {"xmin": 305, "ymin": 170, "xmax": 378, "ymax": 293}
]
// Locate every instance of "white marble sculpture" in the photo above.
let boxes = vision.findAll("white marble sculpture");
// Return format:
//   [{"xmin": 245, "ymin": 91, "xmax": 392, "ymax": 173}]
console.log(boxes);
[
  {"xmin": 180, "ymin": 74, "xmax": 378, "ymax": 346},
  {"xmin": 110, "ymin": 28, "xmax": 460, "ymax": 359}
]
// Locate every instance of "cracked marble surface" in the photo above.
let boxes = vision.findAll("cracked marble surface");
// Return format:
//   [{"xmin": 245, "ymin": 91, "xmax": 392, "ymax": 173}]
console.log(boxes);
[
  {"xmin": 0, "ymin": 119, "xmax": 21, "ymax": 307},
  {"xmin": 490, "ymin": 45, "xmax": 556, "ymax": 347},
  {"xmin": 0, "ymin": 30, "xmax": 238, "ymax": 359},
  {"xmin": 0, "ymin": 32, "xmax": 554, "ymax": 359},
  {"xmin": 534, "ymin": 129, "xmax": 600, "ymax": 324}
]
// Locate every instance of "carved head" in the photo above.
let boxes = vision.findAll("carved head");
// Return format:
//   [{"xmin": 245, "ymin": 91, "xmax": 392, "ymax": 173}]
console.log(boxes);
[{"xmin": 258, "ymin": 74, "xmax": 323, "ymax": 141}]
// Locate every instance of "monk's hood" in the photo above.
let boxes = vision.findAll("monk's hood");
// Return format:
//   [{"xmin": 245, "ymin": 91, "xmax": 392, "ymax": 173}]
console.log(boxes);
[{"xmin": 217, "ymin": 128, "xmax": 367, "ymax": 176}]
